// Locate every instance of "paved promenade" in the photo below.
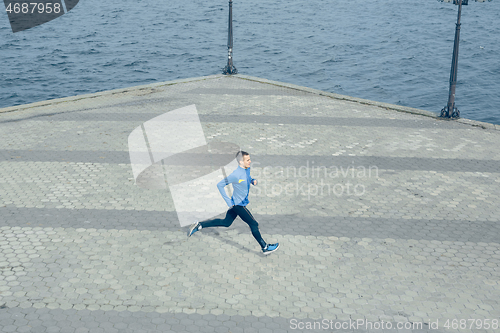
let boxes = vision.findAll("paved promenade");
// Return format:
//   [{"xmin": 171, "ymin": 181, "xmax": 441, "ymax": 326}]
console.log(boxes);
[{"xmin": 0, "ymin": 74, "xmax": 499, "ymax": 333}]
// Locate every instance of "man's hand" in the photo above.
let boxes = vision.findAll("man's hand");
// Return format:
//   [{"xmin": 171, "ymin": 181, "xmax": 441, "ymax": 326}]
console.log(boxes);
[{"xmin": 252, "ymin": 179, "xmax": 257, "ymax": 185}]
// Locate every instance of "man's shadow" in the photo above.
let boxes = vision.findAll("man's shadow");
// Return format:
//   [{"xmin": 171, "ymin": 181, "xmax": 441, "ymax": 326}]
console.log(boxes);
[
  {"xmin": 197, "ymin": 223, "xmax": 258, "ymax": 255},
  {"xmin": 171, "ymin": 217, "xmax": 264, "ymax": 256}
]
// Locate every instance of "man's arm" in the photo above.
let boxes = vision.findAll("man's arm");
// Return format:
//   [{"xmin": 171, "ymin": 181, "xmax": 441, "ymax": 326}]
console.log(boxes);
[{"xmin": 217, "ymin": 173, "xmax": 238, "ymax": 207}]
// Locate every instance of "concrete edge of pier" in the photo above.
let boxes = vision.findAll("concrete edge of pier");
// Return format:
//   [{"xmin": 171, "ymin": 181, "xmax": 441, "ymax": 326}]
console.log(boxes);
[
  {"xmin": 0, "ymin": 74, "xmax": 221, "ymax": 114},
  {"xmin": 1, "ymin": 73, "xmax": 498, "ymax": 132},
  {"xmin": 235, "ymin": 74, "xmax": 500, "ymax": 132}
]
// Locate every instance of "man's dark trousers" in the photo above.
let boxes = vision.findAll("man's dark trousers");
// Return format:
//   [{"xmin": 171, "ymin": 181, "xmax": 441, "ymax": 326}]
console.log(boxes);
[{"xmin": 199, "ymin": 205, "xmax": 266, "ymax": 248}]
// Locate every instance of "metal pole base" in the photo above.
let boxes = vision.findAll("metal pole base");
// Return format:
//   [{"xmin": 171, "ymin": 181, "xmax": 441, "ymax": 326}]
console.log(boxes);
[
  {"xmin": 222, "ymin": 65, "xmax": 238, "ymax": 75},
  {"xmin": 439, "ymin": 106, "xmax": 460, "ymax": 119}
]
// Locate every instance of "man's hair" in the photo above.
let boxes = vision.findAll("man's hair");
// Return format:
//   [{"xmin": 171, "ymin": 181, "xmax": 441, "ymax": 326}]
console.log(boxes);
[{"xmin": 236, "ymin": 150, "xmax": 249, "ymax": 162}]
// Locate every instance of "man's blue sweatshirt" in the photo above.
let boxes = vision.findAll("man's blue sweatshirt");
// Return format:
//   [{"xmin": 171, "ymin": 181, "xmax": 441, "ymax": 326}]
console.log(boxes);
[{"xmin": 217, "ymin": 165, "xmax": 255, "ymax": 207}]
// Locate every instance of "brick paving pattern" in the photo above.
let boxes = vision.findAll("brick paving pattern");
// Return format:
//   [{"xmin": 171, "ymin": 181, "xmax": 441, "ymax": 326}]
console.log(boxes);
[{"xmin": 1, "ymin": 75, "xmax": 499, "ymax": 332}]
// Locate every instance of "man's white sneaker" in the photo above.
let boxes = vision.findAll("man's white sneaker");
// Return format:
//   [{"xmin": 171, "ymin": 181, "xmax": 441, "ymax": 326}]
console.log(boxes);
[{"xmin": 187, "ymin": 221, "xmax": 201, "ymax": 237}]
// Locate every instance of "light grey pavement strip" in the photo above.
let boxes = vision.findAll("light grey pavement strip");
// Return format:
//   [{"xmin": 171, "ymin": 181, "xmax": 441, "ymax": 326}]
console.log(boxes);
[{"xmin": 1, "ymin": 75, "xmax": 500, "ymax": 332}]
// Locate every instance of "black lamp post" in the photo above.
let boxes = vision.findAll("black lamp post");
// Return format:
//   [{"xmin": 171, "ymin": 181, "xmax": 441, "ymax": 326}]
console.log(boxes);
[
  {"xmin": 439, "ymin": 0, "xmax": 491, "ymax": 119},
  {"xmin": 222, "ymin": 0, "xmax": 237, "ymax": 75}
]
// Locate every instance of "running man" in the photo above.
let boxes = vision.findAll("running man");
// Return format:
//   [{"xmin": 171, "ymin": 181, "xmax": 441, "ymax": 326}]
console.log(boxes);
[{"xmin": 187, "ymin": 151, "xmax": 279, "ymax": 255}]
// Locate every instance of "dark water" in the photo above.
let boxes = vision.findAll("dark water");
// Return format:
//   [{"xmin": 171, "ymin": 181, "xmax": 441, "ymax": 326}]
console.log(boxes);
[{"xmin": 1, "ymin": 0, "xmax": 499, "ymax": 125}]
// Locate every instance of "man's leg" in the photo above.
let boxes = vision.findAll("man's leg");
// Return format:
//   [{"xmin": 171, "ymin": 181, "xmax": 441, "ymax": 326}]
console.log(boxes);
[
  {"xmin": 199, "ymin": 207, "xmax": 238, "ymax": 228},
  {"xmin": 233, "ymin": 205, "xmax": 267, "ymax": 249},
  {"xmin": 188, "ymin": 207, "xmax": 238, "ymax": 237}
]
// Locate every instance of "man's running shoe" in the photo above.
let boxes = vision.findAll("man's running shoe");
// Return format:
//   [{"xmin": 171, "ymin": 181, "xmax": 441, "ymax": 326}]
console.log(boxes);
[
  {"xmin": 187, "ymin": 221, "xmax": 201, "ymax": 237},
  {"xmin": 262, "ymin": 243, "xmax": 279, "ymax": 255}
]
